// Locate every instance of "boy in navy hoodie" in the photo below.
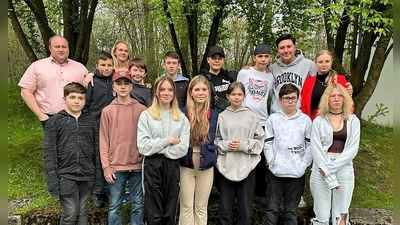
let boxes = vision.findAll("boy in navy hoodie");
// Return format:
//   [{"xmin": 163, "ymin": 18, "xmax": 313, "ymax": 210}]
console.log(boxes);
[
  {"xmin": 44, "ymin": 82, "xmax": 102, "ymax": 225},
  {"xmin": 84, "ymin": 51, "xmax": 115, "ymax": 208}
]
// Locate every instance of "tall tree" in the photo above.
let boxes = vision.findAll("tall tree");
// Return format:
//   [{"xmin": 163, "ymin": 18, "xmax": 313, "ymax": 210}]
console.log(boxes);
[
  {"xmin": 8, "ymin": 0, "xmax": 98, "ymax": 65},
  {"xmin": 320, "ymin": 0, "xmax": 393, "ymax": 118}
]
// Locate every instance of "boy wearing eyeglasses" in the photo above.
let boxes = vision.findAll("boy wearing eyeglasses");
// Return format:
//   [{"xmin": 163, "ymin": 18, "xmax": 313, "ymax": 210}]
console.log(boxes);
[{"xmin": 262, "ymin": 83, "xmax": 312, "ymax": 224}]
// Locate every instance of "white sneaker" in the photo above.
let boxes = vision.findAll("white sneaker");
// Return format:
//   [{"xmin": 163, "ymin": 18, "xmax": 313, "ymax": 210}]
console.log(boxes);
[{"xmin": 298, "ymin": 196, "xmax": 307, "ymax": 208}]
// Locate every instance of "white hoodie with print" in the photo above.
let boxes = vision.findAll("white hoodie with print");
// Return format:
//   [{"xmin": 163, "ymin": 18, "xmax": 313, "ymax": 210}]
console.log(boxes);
[{"xmin": 264, "ymin": 109, "xmax": 312, "ymax": 178}]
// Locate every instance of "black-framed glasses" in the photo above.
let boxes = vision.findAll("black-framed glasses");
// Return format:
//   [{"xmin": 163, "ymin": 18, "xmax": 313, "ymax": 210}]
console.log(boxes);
[{"xmin": 281, "ymin": 97, "xmax": 298, "ymax": 102}]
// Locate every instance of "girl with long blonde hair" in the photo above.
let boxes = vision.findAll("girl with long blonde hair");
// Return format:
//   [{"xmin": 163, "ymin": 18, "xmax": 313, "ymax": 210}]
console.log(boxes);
[
  {"xmin": 179, "ymin": 75, "xmax": 219, "ymax": 225},
  {"xmin": 301, "ymin": 50, "xmax": 353, "ymax": 120},
  {"xmin": 310, "ymin": 83, "xmax": 360, "ymax": 225},
  {"xmin": 137, "ymin": 76, "xmax": 190, "ymax": 225}
]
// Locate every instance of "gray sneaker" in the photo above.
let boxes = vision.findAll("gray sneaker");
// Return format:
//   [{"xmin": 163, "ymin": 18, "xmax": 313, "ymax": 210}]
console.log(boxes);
[{"xmin": 298, "ymin": 196, "xmax": 307, "ymax": 208}]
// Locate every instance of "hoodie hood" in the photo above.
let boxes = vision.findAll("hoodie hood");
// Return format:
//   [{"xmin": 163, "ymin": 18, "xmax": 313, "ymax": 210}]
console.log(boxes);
[
  {"xmin": 274, "ymin": 49, "xmax": 305, "ymax": 68},
  {"xmin": 276, "ymin": 108, "xmax": 303, "ymax": 120},
  {"xmin": 94, "ymin": 69, "xmax": 114, "ymax": 80},
  {"xmin": 200, "ymin": 68, "xmax": 231, "ymax": 78},
  {"xmin": 108, "ymin": 98, "xmax": 143, "ymax": 128},
  {"xmin": 160, "ymin": 73, "xmax": 189, "ymax": 82},
  {"xmin": 58, "ymin": 109, "xmax": 91, "ymax": 120},
  {"xmin": 224, "ymin": 106, "xmax": 252, "ymax": 113},
  {"xmin": 109, "ymin": 97, "xmax": 139, "ymax": 106}
]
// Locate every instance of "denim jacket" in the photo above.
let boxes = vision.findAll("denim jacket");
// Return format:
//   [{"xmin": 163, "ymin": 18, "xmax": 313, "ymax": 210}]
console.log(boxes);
[{"xmin": 180, "ymin": 107, "xmax": 219, "ymax": 170}]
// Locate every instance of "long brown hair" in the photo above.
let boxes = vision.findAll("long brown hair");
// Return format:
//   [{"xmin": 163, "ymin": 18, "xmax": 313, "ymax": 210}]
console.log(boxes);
[
  {"xmin": 186, "ymin": 75, "xmax": 211, "ymax": 146},
  {"xmin": 147, "ymin": 76, "xmax": 181, "ymax": 121},
  {"xmin": 315, "ymin": 50, "xmax": 338, "ymax": 85}
]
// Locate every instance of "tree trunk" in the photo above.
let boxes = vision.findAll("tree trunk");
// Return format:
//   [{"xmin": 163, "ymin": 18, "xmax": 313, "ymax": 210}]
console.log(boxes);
[
  {"xmin": 199, "ymin": 0, "xmax": 229, "ymax": 71},
  {"xmin": 353, "ymin": 30, "xmax": 393, "ymax": 118},
  {"xmin": 324, "ymin": 0, "xmax": 393, "ymax": 119},
  {"xmin": 8, "ymin": 0, "xmax": 37, "ymax": 62},
  {"xmin": 9, "ymin": 0, "xmax": 98, "ymax": 65},
  {"xmin": 184, "ymin": 0, "xmax": 199, "ymax": 77},
  {"xmin": 162, "ymin": 0, "xmax": 188, "ymax": 77}
]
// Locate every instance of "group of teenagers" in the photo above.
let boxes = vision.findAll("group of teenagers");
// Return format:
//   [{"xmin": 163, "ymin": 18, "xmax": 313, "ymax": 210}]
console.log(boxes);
[{"xmin": 17, "ymin": 33, "xmax": 360, "ymax": 225}]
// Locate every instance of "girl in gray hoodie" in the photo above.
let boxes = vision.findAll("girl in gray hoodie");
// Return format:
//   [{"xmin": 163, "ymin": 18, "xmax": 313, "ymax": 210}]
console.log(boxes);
[{"xmin": 215, "ymin": 81, "xmax": 265, "ymax": 225}]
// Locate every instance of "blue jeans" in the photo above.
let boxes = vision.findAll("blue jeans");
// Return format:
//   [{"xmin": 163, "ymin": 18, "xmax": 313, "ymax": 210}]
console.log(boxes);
[
  {"xmin": 59, "ymin": 178, "xmax": 93, "ymax": 225},
  {"xmin": 108, "ymin": 171, "xmax": 144, "ymax": 225},
  {"xmin": 310, "ymin": 155, "xmax": 354, "ymax": 225}
]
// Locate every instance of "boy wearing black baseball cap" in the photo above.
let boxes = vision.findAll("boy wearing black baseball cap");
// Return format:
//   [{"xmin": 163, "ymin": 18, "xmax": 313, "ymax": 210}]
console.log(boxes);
[{"xmin": 200, "ymin": 45, "xmax": 237, "ymax": 112}]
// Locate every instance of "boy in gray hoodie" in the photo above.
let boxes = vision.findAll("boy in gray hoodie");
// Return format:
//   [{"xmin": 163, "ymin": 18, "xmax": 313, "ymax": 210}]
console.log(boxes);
[
  {"xmin": 269, "ymin": 33, "xmax": 317, "ymax": 114},
  {"xmin": 263, "ymin": 83, "xmax": 312, "ymax": 224}
]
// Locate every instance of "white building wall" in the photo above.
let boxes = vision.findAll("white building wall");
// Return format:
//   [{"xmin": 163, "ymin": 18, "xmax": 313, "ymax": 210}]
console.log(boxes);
[{"xmin": 361, "ymin": 46, "xmax": 393, "ymax": 125}]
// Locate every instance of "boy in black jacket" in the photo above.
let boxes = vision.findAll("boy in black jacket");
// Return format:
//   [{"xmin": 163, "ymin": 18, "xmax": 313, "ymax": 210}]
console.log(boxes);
[
  {"xmin": 162, "ymin": 51, "xmax": 189, "ymax": 107},
  {"xmin": 84, "ymin": 51, "xmax": 115, "ymax": 208},
  {"xmin": 200, "ymin": 46, "xmax": 237, "ymax": 113},
  {"xmin": 44, "ymin": 82, "xmax": 102, "ymax": 225},
  {"xmin": 129, "ymin": 58, "xmax": 153, "ymax": 107}
]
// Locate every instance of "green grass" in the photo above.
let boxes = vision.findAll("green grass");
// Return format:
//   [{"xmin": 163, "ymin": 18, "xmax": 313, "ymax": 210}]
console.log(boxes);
[
  {"xmin": 8, "ymin": 82, "xmax": 393, "ymax": 216},
  {"xmin": 351, "ymin": 121, "xmax": 393, "ymax": 209},
  {"xmin": 8, "ymin": 83, "xmax": 57, "ymax": 213}
]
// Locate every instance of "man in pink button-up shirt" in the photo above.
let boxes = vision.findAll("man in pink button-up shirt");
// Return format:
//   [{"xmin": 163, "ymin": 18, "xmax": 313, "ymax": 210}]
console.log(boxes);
[{"xmin": 18, "ymin": 35, "xmax": 88, "ymax": 128}]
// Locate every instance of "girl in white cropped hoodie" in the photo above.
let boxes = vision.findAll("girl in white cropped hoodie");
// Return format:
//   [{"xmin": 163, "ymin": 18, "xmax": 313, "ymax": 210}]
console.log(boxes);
[
  {"xmin": 215, "ymin": 82, "xmax": 265, "ymax": 225},
  {"xmin": 310, "ymin": 83, "xmax": 360, "ymax": 225}
]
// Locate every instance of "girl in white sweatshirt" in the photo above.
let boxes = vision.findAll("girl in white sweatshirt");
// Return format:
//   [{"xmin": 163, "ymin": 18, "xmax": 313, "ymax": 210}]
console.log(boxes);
[{"xmin": 137, "ymin": 76, "xmax": 190, "ymax": 225}]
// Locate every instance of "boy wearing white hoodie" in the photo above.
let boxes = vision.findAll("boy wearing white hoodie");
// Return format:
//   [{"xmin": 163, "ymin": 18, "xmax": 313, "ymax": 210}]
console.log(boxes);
[{"xmin": 263, "ymin": 83, "xmax": 312, "ymax": 225}]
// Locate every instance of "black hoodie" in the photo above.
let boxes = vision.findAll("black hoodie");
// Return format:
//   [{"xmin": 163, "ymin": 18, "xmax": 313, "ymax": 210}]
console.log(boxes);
[
  {"xmin": 200, "ymin": 68, "xmax": 237, "ymax": 112},
  {"xmin": 43, "ymin": 110, "xmax": 102, "ymax": 197},
  {"xmin": 84, "ymin": 69, "xmax": 115, "ymax": 121}
]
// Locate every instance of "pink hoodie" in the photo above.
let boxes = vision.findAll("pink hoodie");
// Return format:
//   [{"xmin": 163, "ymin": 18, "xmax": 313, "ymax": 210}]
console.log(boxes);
[{"xmin": 99, "ymin": 98, "xmax": 146, "ymax": 176}]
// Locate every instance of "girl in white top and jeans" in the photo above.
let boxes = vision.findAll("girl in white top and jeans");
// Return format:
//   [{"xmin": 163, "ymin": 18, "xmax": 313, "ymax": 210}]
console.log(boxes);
[{"xmin": 310, "ymin": 83, "xmax": 360, "ymax": 225}]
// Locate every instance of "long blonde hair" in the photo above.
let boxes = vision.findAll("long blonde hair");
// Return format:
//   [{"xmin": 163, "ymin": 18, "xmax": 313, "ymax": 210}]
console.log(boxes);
[
  {"xmin": 318, "ymin": 83, "xmax": 352, "ymax": 120},
  {"xmin": 315, "ymin": 50, "xmax": 338, "ymax": 85},
  {"xmin": 147, "ymin": 76, "xmax": 181, "ymax": 121},
  {"xmin": 186, "ymin": 75, "xmax": 211, "ymax": 146},
  {"xmin": 111, "ymin": 40, "xmax": 131, "ymax": 70}
]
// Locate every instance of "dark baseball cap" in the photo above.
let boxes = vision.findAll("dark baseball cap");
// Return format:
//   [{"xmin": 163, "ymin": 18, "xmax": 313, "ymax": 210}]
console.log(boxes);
[
  {"xmin": 253, "ymin": 44, "xmax": 271, "ymax": 55},
  {"xmin": 208, "ymin": 46, "xmax": 225, "ymax": 57}
]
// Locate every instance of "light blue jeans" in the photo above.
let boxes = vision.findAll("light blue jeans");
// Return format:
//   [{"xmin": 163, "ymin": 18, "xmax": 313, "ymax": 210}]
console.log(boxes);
[
  {"xmin": 108, "ymin": 171, "xmax": 144, "ymax": 225},
  {"xmin": 310, "ymin": 155, "xmax": 354, "ymax": 225}
]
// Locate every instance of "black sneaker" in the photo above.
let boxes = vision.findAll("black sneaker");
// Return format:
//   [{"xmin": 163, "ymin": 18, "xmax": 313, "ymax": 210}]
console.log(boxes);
[{"xmin": 93, "ymin": 194, "xmax": 105, "ymax": 208}]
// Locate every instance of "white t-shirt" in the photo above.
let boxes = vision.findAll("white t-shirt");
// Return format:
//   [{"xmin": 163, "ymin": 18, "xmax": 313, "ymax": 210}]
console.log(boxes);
[{"xmin": 237, "ymin": 67, "xmax": 274, "ymax": 126}]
